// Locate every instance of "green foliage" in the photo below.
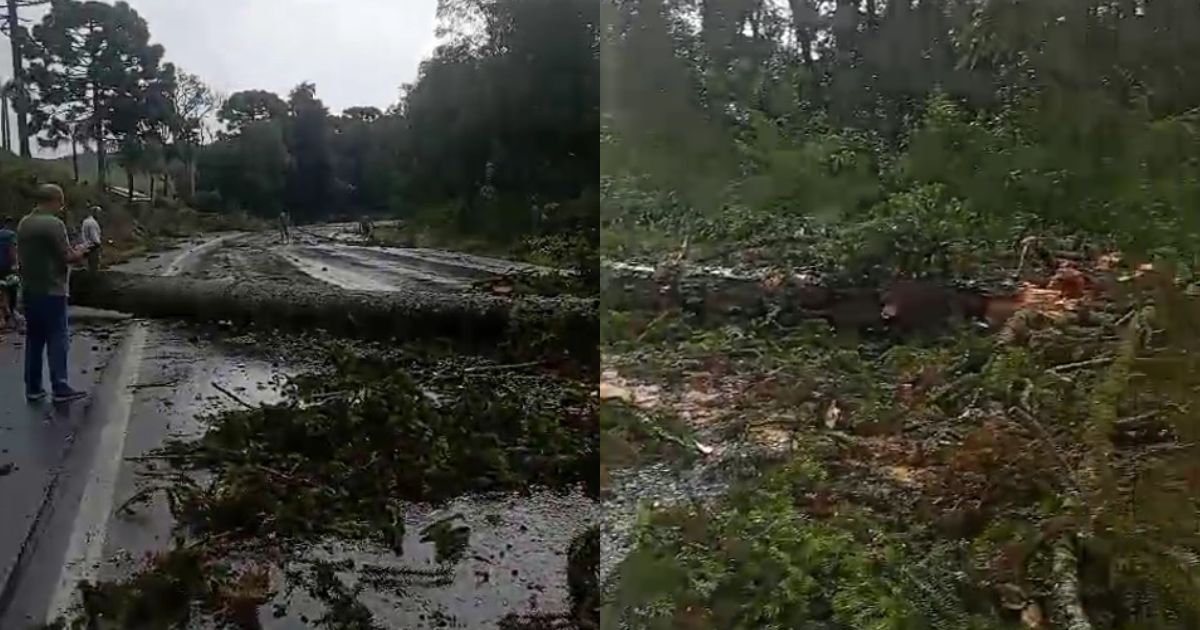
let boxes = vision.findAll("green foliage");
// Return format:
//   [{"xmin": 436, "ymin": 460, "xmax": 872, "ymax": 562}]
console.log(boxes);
[
  {"xmin": 74, "ymin": 547, "xmax": 223, "ymax": 630},
  {"xmin": 24, "ymin": 0, "xmax": 169, "ymax": 188},
  {"xmin": 607, "ymin": 460, "xmax": 998, "ymax": 630},
  {"xmin": 192, "ymin": 0, "xmax": 597, "ymax": 251},
  {"xmin": 217, "ymin": 89, "xmax": 288, "ymax": 132},
  {"xmin": 196, "ymin": 119, "xmax": 290, "ymax": 216},
  {"xmin": 600, "ymin": 400, "xmax": 696, "ymax": 475},
  {"xmin": 737, "ymin": 114, "xmax": 884, "ymax": 224},
  {"xmin": 161, "ymin": 348, "xmax": 596, "ymax": 546},
  {"xmin": 1070, "ymin": 284, "xmax": 1200, "ymax": 628},
  {"xmin": 418, "ymin": 515, "xmax": 471, "ymax": 565},
  {"xmin": 0, "ymin": 152, "xmax": 101, "ymax": 223},
  {"xmin": 401, "ymin": 0, "xmax": 599, "ymax": 233},
  {"xmin": 568, "ymin": 525, "xmax": 600, "ymax": 628},
  {"xmin": 601, "ymin": 0, "xmax": 1200, "ymax": 271}
]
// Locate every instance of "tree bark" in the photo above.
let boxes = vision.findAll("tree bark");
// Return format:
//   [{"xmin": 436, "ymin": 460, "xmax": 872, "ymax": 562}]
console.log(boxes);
[
  {"xmin": 71, "ymin": 133, "xmax": 79, "ymax": 181},
  {"xmin": 603, "ymin": 261, "xmax": 835, "ymax": 322},
  {"xmin": 787, "ymin": 0, "xmax": 817, "ymax": 72},
  {"xmin": 1051, "ymin": 537, "xmax": 1094, "ymax": 630},
  {"xmin": 93, "ymin": 88, "xmax": 108, "ymax": 188},
  {"xmin": 6, "ymin": 0, "xmax": 30, "ymax": 158},
  {"xmin": 601, "ymin": 261, "xmax": 1001, "ymax": 331},
  {"xmin": 1, "ymin": 89, "xmax": 9, "ymax": 152},
  {"xmin": 188, "ymin": 157, "xmax": 197, "ymax": 198},
  {"xmin": 69, "ymin": 271, "xmax": 598, "ymax": 363}
]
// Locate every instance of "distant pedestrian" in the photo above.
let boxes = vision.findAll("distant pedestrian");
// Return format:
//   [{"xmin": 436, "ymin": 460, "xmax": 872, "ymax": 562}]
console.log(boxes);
[
  {"xmin": 279, "ymin": 211, "xmax": 291, "ymax": 244},
  {"xmin": 18, "ymin": 184, "xmax": 89, "ymax": 403},
  {"xmin": 81, "ymin": 206, "xmax": 103, "ymax": 272},
  {"xmin": 0, "ymin": 216, "xmax": 20, "ymax": 330}
]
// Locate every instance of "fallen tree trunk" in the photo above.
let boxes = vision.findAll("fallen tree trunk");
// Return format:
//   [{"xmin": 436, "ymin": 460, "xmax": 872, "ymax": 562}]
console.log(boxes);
[
  {"xmin": 602, "ymin": 260, "xmax": 1020, "ymax": 332},
  {"xmin": 70, "ymin": 271, "xmax": 597, "ymax": 363},
  {"xmin": 602, "ymin": 260, "xmax": 837, "ymax": 323},
  {"xmin": 1051, "ymin": 536, "xmax": 1094, "ymax": 630}
]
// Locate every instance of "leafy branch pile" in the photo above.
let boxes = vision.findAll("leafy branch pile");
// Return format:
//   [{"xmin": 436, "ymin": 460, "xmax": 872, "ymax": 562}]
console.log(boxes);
[
  {"xmin": 158, "ymin": 349, "xmax": 596, "ymax": 548},
  {"xmin": 603, "ymin": 265, "xmax": 1200, "ymax": 629},
  {"xmin": 52, "ymin": 348, "xmax": 598, "ymax": 629}
]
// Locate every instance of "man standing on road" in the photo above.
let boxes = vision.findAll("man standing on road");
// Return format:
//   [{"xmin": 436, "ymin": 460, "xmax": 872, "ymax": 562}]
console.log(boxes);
[
  {"xmin": 0, "ymin": 216, "xmax": 20, "ymax": 330},
  {"xmin": 279, "ymin": 210, "xmax": 291, "ymax": 245},
  {"xmin": 81, "ymin": 206, "xmax": 103, "ymax": 272},
  {"xmin": 18, "ymin": 184, "xmax": 90, "ymax": 403}
]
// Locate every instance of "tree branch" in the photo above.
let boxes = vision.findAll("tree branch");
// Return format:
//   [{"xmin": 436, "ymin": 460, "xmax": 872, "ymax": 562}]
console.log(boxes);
[{"xmin": 1050, "ymin": 536, "xmax": 1094, "ymax": 630}]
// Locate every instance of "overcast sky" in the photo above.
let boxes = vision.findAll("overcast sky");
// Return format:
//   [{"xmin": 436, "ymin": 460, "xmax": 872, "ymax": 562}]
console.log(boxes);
[
  {"xmin": 125, "ymin": 0, "xmax": 441, "ymax": 112},
  {"xmin": 2, "ymin": 0, "xmax": 441, "ymax": 155}
]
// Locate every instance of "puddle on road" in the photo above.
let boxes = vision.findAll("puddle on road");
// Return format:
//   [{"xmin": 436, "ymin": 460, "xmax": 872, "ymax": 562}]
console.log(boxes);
[{"xmin": 262, "ymin": 490, "xmax": 597, "ymax": 629}]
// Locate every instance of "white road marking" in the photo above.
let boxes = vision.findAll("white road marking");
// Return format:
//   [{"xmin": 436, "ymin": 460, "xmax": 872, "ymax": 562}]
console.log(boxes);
[
  {"xmin": 280, "ymin": 251, "xmax": 397, "ymax": 292},
  {"xmin": 44, "ymin": 239, "xmax": 220, "ymax": 624},
  {"xmin": 164, "ymin": 233, "xmax": 239, "ymax": 276},
  {"xmin": 44, "ymin": 323, "xmax": 147, "ymax": 623}
]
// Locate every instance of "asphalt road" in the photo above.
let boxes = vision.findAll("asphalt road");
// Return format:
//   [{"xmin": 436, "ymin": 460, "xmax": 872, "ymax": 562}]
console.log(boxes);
[{"xmin": 0, "ymin": 229, "xmax": 593, "ymax": 629}]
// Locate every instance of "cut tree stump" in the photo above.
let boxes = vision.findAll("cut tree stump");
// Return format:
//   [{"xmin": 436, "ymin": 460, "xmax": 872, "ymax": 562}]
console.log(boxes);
[{"xmin": 69, "ymin": 271, "xmax": 597, "ymax": 362}]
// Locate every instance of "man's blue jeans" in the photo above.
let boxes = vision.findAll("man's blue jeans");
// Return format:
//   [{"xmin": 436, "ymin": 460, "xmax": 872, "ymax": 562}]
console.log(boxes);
[{"xmin": 23, "ymin": 293, "xmax": 70, "ymax": 397}]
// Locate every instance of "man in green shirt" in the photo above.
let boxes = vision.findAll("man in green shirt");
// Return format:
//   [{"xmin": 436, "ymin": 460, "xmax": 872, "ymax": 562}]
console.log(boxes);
[{"xmin": 18, "ymin": 183, "xmax": 91, "ymax": 403}]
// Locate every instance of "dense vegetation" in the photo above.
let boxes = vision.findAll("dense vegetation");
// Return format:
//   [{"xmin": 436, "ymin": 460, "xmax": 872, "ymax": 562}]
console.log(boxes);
[
  {"xmin": 6, "ymin": 0, "xmax": 599, "ymax": 254},
  {"xmin": 602, "ymin": 0, "xmax": 1200, "ymax": 267},
  {"xmin": 196, "ymin": 0, "xmax": 599, "ymax": 248}
]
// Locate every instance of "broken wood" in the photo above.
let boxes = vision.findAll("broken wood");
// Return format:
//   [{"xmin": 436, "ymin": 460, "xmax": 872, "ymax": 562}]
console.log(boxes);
[
  {"xmin": 602, "ymin": 261, "xmax": 833, "ymax": 323},
  {"xmin": 1051, "ymin": 536, "xmax": 1095, "ymax": 630},
  {"xmin": 213, "ymin": 382, "xmax": 256, "ymax": 410},
  {"xmin": 602, "ymin": 260, "xmax": 1004, "ymax": 333},
  {"xmin": 69, "ymin": 270, "xmax": 597, "ymax": 362}
]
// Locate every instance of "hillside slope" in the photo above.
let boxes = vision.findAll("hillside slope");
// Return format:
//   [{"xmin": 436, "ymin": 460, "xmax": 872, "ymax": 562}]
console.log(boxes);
[{"xmin": 38, "ymin": 150, "xmax": 151, "ymax": 193}]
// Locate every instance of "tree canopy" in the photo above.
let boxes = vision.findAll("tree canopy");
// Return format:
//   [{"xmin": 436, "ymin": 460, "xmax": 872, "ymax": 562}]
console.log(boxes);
[
  {"xmin": 6, "ymin": 0, "xmax": 600, "ymax": 251},
  {"xmin": 23, "ymin": 0, "xmax": 167, "ymax": 187},
  {"xmin": 601, "ymin": 0, "xmax": 1200, "ymax": 261},
  {"xmin": 191, "ymin": 0, "xmax": 598, "ymax": 240}
]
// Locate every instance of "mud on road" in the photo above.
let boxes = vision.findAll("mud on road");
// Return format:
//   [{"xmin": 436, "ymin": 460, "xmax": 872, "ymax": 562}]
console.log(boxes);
[{"xmin": 187, "ymin": 229, "xmax": 546, "ymax": 294}]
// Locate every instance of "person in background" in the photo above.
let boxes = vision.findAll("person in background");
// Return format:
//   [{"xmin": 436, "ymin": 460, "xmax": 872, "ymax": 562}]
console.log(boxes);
[
  {"xmin": 81, "ymin": 205, "xmax": 103, "ymax": 272},
  {"xmin": 0, "ymin": 216, "xmax": 19, "ymax": 330},
  {"xmin": 18, "ymin": 184, "xmax": 90, "ymax": 403},
  {"xmin": 279, "ymin": 210, "xmax": 291, "ymax": 244}
]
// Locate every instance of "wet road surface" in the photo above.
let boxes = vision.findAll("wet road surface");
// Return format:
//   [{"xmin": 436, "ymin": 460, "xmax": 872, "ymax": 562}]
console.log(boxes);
[
  {"xmin": 0, "ymin": 327, "xmax": 121, "ymax": 611},
  {"xmin": 0, "ymin": 229, "xmax": 594, "ymax": 629},
  {"xmin": 184, "ymin": 228, "xmax": 543, "ymax": 293}
]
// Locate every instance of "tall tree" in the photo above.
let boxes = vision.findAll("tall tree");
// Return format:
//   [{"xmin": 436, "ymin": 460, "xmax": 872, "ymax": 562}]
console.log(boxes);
[
  {"xmin": 2, "ymin": 0, "xmax": 49, "ymax": 157},
  {"xmin": 283, "ymin": 82, "xmax": 333, "ymax": 221},
  {"xmin": 399, "ymin": 0, "xmax": 599, "ymax": 233},
  {"xmin": 196, "ymin": 118, "xmax": 290, "ymax": 216},
  {"xmin": 0, "ymin": 80, "xmax": 11, "ymax": 152},
  {"xmin": 218, "ymin": 89, "xmax": 287, "ymax": 134},
  {"xmin": 24, "ymin": 0, "xmax": 167, "ymax": 188},
  {"xmin": 162, "ymin": 65, "xmax": 216, "ymax": 198}
]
